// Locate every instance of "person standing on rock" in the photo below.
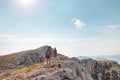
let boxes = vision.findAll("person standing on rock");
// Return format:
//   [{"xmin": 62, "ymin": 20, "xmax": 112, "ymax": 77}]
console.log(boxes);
[
  {"xmin": 45, "ymin": 46, "xmax": 52, "ymax": 69},
  {"xmin": 53, "ymin": 48, "xmax": 61, "ymax": 69},
  {"xmin": 53, "ymin": 47, "xmax": 58, "ymax": 68}
]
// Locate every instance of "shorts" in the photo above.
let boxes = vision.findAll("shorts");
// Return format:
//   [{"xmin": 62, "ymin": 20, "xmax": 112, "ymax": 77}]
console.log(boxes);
[
  {"xmin": 45, "ymin": 53, "xmax": 51, "ymax": 59},
  {"xmin": 54, "ymin": 54, "xmax": 57, "ymax": 58}
]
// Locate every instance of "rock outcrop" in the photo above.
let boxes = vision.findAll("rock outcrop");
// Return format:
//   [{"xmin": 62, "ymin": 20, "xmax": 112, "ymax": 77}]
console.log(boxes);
[
  {"xmin": 0, "ymin": 46, "xmax": 49, "ymax": 71},
  {"xmin": 0, "ymin": 46, "xmax": 120, "ymax": 80}
]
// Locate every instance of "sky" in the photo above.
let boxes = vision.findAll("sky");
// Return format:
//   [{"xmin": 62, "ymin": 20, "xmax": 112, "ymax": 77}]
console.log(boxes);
[{"xmin": 0, "ymin": 0, "xmax": 120, "ymax": 57}]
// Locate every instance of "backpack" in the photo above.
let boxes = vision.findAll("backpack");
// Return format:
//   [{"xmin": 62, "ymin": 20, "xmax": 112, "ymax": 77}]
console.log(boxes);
[{"xmin": 45, "ymin": 48, "xmax": 51, "ymax": 58}]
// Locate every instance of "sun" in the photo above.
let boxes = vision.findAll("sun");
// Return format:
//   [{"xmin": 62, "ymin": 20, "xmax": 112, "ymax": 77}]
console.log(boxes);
[
  {"xmin": 10, "ymin": 0, "xmax": 40, "ymax": 14},
  {"xmin": 15, "ymin": 0, "xmax": 37, "ymax": 8}
]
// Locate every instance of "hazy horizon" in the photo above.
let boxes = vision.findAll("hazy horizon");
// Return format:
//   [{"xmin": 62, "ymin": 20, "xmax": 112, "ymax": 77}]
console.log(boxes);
[{"xmin": 0, "ymin": 0, "xmax": 120, "ymax": 57}]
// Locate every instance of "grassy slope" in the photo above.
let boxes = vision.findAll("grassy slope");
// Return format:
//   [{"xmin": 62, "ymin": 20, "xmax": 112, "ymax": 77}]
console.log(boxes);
[
  {"xmin": 0, "ymin": 63, "xmax": 43, "ymax": 80},
  {"xmin": 0, "ymin": 47, "xmax": 44, "ymax": 79}
]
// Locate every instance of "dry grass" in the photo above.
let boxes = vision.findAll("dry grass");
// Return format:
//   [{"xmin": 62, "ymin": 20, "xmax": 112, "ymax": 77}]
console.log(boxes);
[
  {"xmin": 109, "ymin": 66, "xmax": 120, "ymax": 73},
  {"xmin": 11, "ymin": 63, "xmax": 42, "ymax": 76},
  {"xmin": 97, "ymin": 60, "xmax": 114, "ymax": 63},
  {"xmin": 0, "ymin": 63, "xmax": 43, "ymax": 80}
]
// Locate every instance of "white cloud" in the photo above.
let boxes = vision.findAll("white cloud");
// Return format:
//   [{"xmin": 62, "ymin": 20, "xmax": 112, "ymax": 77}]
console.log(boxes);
[
  {"xmin": 72, "ymin": 17, "xmax": 85, "ymax": 29},
  {"xmin": 0, "ymin": 34, "xmax": 120, "ymax": 57},
  {"xmin": 107, "ymin": 25, "xmax": 120, "ymax": 29},
  {"xmin": 72, "ymin": 39, "xmax": 120, "ymax": 56},
  {"xmin": 0, "ymin": 34, "xmax": 13, "ymax": 38}
]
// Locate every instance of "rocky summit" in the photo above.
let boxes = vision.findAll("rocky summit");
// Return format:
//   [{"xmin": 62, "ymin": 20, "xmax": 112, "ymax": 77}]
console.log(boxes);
[{"xmin": 0, "ymin": 46, "xmax": 120, "ymax": 80}]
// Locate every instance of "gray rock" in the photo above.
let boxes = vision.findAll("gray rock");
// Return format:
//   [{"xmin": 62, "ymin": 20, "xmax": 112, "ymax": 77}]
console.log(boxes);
[{"xmin": 1, "ymin": 46, "xmax": 120, "ymax": 80}]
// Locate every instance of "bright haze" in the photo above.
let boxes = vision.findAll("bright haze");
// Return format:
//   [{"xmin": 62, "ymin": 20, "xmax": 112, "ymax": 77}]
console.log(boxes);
[{"xmin": 0, "ymin": 0, "xmax": 120, "ymax": 57}]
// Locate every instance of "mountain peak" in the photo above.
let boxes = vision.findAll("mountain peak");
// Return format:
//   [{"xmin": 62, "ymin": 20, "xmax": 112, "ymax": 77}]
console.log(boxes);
[{"xmin": 36, "ymin": 45, "xmax": 50, "ymax": 50}]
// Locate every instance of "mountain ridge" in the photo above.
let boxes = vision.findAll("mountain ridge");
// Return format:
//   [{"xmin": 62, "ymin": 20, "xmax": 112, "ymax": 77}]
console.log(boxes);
[{"xmin": 0, "ymin": 46, "xmax": 120, "ymax": 80}]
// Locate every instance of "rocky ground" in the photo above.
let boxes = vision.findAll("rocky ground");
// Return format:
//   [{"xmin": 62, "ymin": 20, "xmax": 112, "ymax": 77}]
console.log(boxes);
[{"xmin": 0, "ymin": 46, "xmax": 120, "ymax": 80}]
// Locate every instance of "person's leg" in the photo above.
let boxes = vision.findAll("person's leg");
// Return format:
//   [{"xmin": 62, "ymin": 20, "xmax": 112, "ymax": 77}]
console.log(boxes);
[
  {"xmin": 48, "ymin": 58, "xmax": 51, "ymax": 69},
  {"xmin": 45, "ymin": 57, "xmax": 46, "ymax": 62},
  {"xmin": 46, "ymin": 58, "xmax": 48, "ymax": 68},
  {"xmin": 54, "ymin": 54, "xmax": 57, "ymax": 68},
  {"xmin": 54, "ymin": 58, "xmax": 57, "ymax": 69}
]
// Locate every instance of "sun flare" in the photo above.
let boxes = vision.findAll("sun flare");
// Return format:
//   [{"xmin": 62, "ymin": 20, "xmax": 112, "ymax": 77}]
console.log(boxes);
[{"xmin": 15, "ymin": 0, "xmax": 37, "ymax": 8}]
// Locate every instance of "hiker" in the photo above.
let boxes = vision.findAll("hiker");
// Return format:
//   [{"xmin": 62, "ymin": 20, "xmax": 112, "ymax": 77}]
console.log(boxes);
[
  {"xmin": 53, "ymin": 48, "xmax": 61, "ymax": 69},
  {"xmin": 45, "ymin": 46, "xmax": 52, "ymax": 69},
  {"xmin": 53, "ymin": 47, "xmax": 58, "ymax": 68}
]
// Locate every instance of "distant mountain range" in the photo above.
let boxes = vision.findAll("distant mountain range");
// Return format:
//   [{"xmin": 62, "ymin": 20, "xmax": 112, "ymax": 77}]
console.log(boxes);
[{"xmin": 77, "ymin": 55, "xmax": 120, "ymax": 64}]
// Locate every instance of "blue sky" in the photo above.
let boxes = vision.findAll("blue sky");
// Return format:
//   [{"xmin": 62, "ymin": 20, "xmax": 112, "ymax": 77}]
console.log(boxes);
[{"xmin": 0, "ymin": 0, "xmax": 120, "ymax": 57}]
